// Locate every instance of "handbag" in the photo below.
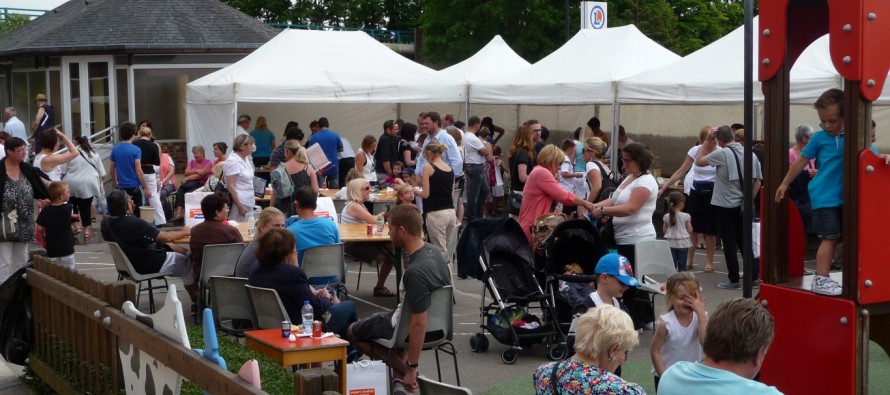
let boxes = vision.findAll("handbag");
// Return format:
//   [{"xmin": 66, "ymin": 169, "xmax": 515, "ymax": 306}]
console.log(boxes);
[
  {"xmin": 213, "ymin": 168, "xmax": 231, "ymax": 198},
  {"xmin": 531, "ymin": 212, "xmax": 566, "ymax": 251},
  {"xmin": 0, "ymin": 208, "xmax": 18, "ymax": 242},
  {"xmin": 508, "ymin": 190, "xmax": 522, "ymax": 215},
  {"xmin": 345, "ymin": 360, "xmax": 389, "ymax": 395}
]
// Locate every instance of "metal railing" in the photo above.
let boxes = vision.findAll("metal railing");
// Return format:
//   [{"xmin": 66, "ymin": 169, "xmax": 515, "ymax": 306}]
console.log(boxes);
[
  {"xmin": 1, "ymin": 7, "xmax": 46, "ymax": 20},
  {"xmin": 268, "ymin": 23, "xmax": 415, "ymax": 44}
]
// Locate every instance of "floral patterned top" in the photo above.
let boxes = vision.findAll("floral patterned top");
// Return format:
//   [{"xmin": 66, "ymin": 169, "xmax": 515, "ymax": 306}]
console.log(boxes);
[
  {"xmin": 2, "ymin": 176, "xmax": 35, "ymax": 243},
  {"xmin": 534, "ymin": 357, "xmax": 647, "ymax": 395}
]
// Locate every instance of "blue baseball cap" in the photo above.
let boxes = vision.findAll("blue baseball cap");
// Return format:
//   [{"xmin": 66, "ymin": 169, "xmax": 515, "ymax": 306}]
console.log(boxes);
[{"xmin": 595, "ymin": 253, "xmax": 640, "ymax": 287}]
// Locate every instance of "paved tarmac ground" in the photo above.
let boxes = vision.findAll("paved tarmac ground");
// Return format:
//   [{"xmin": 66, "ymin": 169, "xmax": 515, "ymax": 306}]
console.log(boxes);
[{"xmin": 3, "ymin": 227, "xmax": 824, "ymax": 394}]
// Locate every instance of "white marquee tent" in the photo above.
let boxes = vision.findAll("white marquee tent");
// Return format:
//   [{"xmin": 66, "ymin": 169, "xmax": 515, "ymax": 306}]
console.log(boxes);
[
  {"xmin": 439, "ymin": 35, "xmax": 531, "ymax": 83},
  {"xmin": 471, "ymin": 25, "xmax": 680, "ymax": 105},
  {"xmin": 617, "ymin": 17, "xmax": 838, "ymax": 104},
  {"xmin": 613, "ymin": 17, "xmax": 890, "ymax": 140},
  {"xmin": 186, "ymin": 29, "xmax": 466, "ymax": 159},
  {"xmin": 465, "ymin": 25, "xmax": 679, "ymax": 137}
]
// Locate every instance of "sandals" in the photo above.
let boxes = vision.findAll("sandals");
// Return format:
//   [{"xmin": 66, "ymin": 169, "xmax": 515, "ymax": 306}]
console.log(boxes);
[
  {"xmin": 704, "ymin": 266, "xmax": 715, "ymax": 273},
  {"xmin": 83, "ymin": 229, "xmax": 92, "ymax": 240},
  {"xmin": 373, "ymin": 286, "xmax": 396, "ymax": 297}
]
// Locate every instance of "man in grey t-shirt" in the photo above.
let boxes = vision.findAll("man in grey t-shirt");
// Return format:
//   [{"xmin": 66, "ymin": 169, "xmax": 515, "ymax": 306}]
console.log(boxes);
[
  {"xmin": 348, "ymin": 205, "xmax": 451, "ymax": 395},
  {"xmin": 695, "ymin": 125, "xmax": 762, "ymax": 289}
]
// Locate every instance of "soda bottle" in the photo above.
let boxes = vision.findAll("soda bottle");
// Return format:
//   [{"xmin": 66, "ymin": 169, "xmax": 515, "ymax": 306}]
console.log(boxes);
[
  {"xmin": 376, "ymin": 215, "xmax": 385, "ymax": 233},
  {"xmin": 301, "ymin": 300, "xmax": 313, "ymax": 335}
]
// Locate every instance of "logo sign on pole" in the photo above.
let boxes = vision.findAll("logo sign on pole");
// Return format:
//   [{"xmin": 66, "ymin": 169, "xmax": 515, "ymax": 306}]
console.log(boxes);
[{"xmin": 580, "ymin": 1, "xmax": 608, "ymax": 30}]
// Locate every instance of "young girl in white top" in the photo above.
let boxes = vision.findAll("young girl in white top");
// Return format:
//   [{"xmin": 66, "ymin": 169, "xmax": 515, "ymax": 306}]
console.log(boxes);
[
  {"xmin": 662, "ymin": 191, "xmax": 693, "ymax": 271},
  {"xmin": 650, "ymin": 272, "xmax": 707, "ymax": 390}
]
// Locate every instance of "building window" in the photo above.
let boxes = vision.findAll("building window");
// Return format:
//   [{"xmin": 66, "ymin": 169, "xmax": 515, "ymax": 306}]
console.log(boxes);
[
  {"xmin": 12, "ymin": 71, "xmax": 47, "ymax": 126},
  {"xmin": 133, "ymin": 68, "xmax": 217, "ymax": 140}
]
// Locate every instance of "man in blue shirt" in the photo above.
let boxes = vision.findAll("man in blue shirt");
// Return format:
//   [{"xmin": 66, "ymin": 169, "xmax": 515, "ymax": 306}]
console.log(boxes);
[
  {"xmin": 659, "ymin": 298, "xmax": 781, "ymax": 395},
  {"xmin": 110, "ymin": 122, "xmax": 149, "ymax": 218},
  {"xmin": 414, "ymin": 111, "xmax": 463, "ymax": 180},
  {"xmin": 306, "ymin": 117, "xmax": 344, "ymax": 188},
  {"xmin": 287, "ymin": 187, "xmax": 340, "ymax": 264}
]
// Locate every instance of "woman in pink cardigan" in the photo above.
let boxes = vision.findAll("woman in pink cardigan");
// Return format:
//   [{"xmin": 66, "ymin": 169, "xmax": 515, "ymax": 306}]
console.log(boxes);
[{"xmin": 518, "ymin": 144, "xmax": 595, "ymax": 244}]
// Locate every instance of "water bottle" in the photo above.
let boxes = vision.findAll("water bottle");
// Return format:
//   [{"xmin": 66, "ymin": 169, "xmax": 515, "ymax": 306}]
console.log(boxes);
[
  {"xmin": 247, "ymin": 210, "xmax": 256, "ymax": 236},
  {"xmin": 301, "ymin": 300, "xmax": 313, "ymax": 335},
  {"xmin": 376, "ymin": 215, "xmax": 385, "ymax": 233}
]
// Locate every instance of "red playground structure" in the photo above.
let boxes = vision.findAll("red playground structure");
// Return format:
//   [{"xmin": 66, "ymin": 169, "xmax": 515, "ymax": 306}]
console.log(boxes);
[{"xmin": 758, "ymin": 1, "xmax": 890, "ymax": 394}]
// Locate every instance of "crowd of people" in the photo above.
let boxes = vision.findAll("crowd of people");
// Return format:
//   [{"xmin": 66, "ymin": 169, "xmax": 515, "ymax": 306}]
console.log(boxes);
[{"xmin": 7, "ymin": 86, "xmax": 890, "ymax": 394}]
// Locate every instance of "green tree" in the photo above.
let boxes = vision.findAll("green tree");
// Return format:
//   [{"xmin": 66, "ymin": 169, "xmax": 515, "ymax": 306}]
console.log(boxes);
[
  {"xmin": 609, "ymin": 0, "xmax": 678, "ymax": 52},
  {"xmin": 0, "ymin": 14, "xmax": 31, "ymax": 36},
  {"xmin": 223, "ymin": 0, "xmax": 291, "ymax": 23},
  {"xmin": 345, "ymin": 0, "xmax": 386, "ymax": 29},
  {"xmin": 382, "ymin": 0, "xmax": 421, "ymax": 31},
  {"xmin": 420, "ymin": 0, "xmax": 574, "ymax": 68}
]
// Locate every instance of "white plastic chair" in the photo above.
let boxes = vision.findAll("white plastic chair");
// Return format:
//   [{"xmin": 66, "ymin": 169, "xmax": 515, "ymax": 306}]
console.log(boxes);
[
  {"xmin": 373, "ymin": 285, "xmax": 460, "ymax": 385},
  {"xmin": 109, "ymin": 242, "xmax": 168, "ymax": 313},
  {"xmin": 634, "ymin": 240, "xmax": 677, "ymax": 328},
  {"xmin": 197, "ymin": 243, "xmax": 246, "ymax": 323},
  {"xmin": 244, "ymin": 285, "xmax": 291, "ymax": 328},
  {"xmin": 210, "ymin": 276, "xmax": 255, "ymax": 336},
  {"xmin": 634, "ymin": 239, "xmax": 678, "ymax": 294},
  {"xmin": 301, "ymin": 243, "xmax": 348, "ymax": 299},
  {"xmin": 418, "ymin": 376, "xmax": 473, "ymax": 395}
]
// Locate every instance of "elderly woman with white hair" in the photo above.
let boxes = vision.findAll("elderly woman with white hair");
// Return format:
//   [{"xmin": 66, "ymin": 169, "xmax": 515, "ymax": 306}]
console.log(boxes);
[{"xmin": 534, "ymin": 305, "xmax": 645, "ymax": 394}]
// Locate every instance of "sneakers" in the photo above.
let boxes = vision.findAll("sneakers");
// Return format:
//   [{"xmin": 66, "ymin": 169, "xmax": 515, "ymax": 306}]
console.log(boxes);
[
  {"xmin": 714, "ymin": 280, "xmax": 759, "ymax": 289},
  {"xmin": 812, "ymin": 276, "xmax": 842, "ymax": 296},
  {"xmin": 716, "ymin": 281, "xmax": 741, "ymax": 289},
  {"xmin": 392, "ymin": 379, "xmax": 409, "ymax": 395},
  {"xmin": 642, "ymin": 321, "xmax": 655, "ymax": 330}
]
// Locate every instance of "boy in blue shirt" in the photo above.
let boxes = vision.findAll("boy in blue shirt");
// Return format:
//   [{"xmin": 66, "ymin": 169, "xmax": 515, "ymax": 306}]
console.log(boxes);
[{"xmin": 776, "ymin": 89, "xmax": 890, "ymax": 296}]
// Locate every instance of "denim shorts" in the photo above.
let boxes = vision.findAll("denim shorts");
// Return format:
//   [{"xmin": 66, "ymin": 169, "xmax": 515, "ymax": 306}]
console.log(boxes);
[{"xmin": 813, "ymin": 207, "xmax": 842, "ymax": 240}]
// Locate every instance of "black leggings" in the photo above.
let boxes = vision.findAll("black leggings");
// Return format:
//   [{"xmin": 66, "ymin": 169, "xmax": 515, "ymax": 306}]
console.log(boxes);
[
  {"xmin": 174, "ymin": 180, "xmax": 204, "ymax": 209},
  {"xmin": 69, "ymin": 196, "xmax": 94, "ymax": 226}
]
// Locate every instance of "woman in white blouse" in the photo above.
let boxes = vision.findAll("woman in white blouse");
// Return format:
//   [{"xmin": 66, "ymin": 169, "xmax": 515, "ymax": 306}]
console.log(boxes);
[{"xmin": 224, "ymin": 134, "xmax": 256, "ymax": 221}]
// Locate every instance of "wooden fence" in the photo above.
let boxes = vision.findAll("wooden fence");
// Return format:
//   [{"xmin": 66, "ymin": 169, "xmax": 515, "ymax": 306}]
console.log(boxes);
[{"xmin": 26, "ymin": 257, "xmax": 265, "ymax": 394}]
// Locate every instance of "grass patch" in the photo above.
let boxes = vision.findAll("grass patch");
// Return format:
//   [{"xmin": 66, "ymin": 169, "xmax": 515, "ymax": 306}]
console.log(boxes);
[{"xmin": 182, "ymin": 325, "xmax": 294, "ymax": 395}]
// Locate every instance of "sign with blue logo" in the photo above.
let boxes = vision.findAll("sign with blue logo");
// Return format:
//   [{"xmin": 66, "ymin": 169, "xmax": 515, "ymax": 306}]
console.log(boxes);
[{"xmin": 580, "ymin": 1, "xmax": 608, "ymax": 30}]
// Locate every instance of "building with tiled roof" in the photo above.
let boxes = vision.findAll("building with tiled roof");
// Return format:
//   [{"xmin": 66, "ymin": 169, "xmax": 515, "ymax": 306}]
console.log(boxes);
[{"xmin": 0, "ymin": 0, "xmax": 277, "ymax": 141}]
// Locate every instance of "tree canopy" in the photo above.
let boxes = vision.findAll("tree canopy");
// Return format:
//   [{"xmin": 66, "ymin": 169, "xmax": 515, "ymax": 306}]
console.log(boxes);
[
  {"xmin": 0, "ymin": 14, "xmax": 31, "ymax": 37},
  {"xmin": 221, "ymin": 0, "xmax": 747, "ymax": 67}
]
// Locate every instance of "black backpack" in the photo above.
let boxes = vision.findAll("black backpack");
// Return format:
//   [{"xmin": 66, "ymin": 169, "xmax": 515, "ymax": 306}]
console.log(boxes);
[{"xmin": 589, "ymin": 162, "xmax": 617, "ymax": 203}]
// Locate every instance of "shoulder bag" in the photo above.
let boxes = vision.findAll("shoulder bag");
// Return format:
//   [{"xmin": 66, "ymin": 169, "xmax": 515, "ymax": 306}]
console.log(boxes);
[
  {"xmin": 0, "ymin": 208, "xmax": 19, "ymax": 242},
  {"xmin": 214, "ymin": 168, "xmax": 231, "ymax": 199},
  {"xmin": 531, "ymin": 212, "xmax": 566, "ymax": 251},
  {"xmin": 507, "ymin": 190, "xmax": 522, "ymax": 215}
]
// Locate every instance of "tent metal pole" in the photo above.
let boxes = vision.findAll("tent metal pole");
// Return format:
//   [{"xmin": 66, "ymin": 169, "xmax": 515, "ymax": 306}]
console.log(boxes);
[
  {"xmin": 610, "ymin": 85, "xmax": 620, "ymax": 180},
  {"xmin": 466, "ymin": 83, "xmax": 471, "ymax": 122},
  {"xmin": 742, "ymin": 0, "xmax": 755, "ymax": 298}
]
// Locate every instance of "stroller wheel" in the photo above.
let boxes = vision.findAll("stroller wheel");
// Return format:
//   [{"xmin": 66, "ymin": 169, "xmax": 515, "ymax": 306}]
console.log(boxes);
[
  {"xmin": 470, "ymin": 333, "xmax": 489, "ymax": 353},
  {"xmin": 501, "ymin": 348, "xmax": 518, "ymax": 364},
  {"xmin": 548, "ymin": 344, "xmax": 567, "ymax": 361}
]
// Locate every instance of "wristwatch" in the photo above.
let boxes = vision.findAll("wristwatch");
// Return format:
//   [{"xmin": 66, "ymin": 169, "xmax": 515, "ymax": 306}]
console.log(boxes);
[{"xmin": 405, "ymin": 360, "xmax": 419, "ymax": 369}]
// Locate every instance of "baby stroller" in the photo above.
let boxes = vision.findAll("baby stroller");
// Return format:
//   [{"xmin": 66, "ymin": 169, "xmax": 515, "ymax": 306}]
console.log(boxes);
[
  {"xmin": 468, "ymin": 219, "xmax": 567, "ymax": 364},
  {"xmin": 541, "ymin": 219, "xmax": 608, "ymax": 333}
]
